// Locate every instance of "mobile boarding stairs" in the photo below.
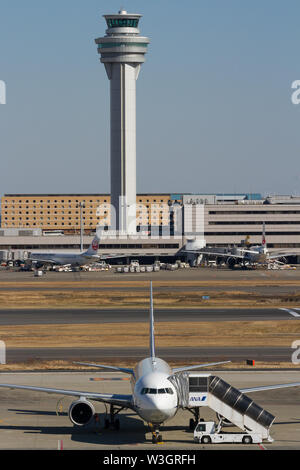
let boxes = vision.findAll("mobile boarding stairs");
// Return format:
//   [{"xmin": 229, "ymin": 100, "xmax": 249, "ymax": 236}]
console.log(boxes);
[{"xmin": 169, "ymin": 373, "xmax": 275, "ymax": 441}]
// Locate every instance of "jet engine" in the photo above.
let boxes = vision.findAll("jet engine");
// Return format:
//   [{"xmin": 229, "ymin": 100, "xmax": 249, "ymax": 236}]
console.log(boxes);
[{"xmin": 69, "ymin": 398, "xmax": 95, "ymax": 426}]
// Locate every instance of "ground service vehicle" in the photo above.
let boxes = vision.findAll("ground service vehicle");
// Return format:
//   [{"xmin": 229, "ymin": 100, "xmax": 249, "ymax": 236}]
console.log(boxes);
[{"xmin": 194, "ymin": 421, "xmax": 263, "ymax": 444}]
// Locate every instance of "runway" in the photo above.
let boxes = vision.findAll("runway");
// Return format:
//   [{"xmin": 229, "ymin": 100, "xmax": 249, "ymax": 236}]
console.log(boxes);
[
  {"xmin": 5, "ymin": 346, "xmax": 294, "ymax": 363},
  {"xmin": 2, "ymin": 307, "xmax": 300, "ymax": 364},
  {"xmin": 0, "ymin": 307, "xmax": 297, "ymax": 325}
]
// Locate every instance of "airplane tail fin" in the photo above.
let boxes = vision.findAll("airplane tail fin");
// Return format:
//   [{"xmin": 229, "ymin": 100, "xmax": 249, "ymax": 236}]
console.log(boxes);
[
  {"xmin": 150, "ymin": 281, "xmax": 155, "ymax": 360},
  {"xmin": 84, "ymin": 232, "xmax": 100, "ymax": 255}
]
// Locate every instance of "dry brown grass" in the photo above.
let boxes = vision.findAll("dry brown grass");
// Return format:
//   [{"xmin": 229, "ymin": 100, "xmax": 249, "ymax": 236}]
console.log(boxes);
[
  {"xmin": 0, "ymin": 359, "xmax": 297, "ymax": 372},
  {"xmin": 0, "ymin": 320, "xmax": 299, "ymax": 348},
  {"xmin": 0, "ymin": 289, "xmax": 300, "ymax": 308},
  {"xmin": 1, "ymin": 279, "xmax": 299, "ymax": 370}
]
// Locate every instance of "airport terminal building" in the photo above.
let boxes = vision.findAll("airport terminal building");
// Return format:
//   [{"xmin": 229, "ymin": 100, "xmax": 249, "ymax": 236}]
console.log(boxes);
[{"xmin": 1, "ymin": 192, "xmax": 300, "ymax": 263}]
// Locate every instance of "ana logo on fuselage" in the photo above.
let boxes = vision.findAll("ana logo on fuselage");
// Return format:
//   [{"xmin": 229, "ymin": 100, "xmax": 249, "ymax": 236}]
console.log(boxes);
[{"xmin": 190, "ymin": 396, "xmax": 206, "ymax": 402}]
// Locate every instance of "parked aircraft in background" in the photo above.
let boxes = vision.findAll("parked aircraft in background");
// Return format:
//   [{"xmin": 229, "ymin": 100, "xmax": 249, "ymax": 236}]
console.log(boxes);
[
  {"xmin": 184, "ymin": 223, "xmax": 298, "ymax": 269},
  {"xmin": 29, "ymin": 233, "xmax": 102, "ymax": 268},
  {"xmin": 29, "ymin": 232, "xmax": 127, "ymax": 269}
]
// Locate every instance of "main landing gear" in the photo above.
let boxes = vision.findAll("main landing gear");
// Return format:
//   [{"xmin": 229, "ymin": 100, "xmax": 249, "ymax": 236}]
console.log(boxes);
[
  {"xmin": 149, "ymin": 423, "xmax": 163, "ymax": 444},
  {"xmin": 187, "ymin": 407, "xmax": 200, "ymax": 430},
  {"xmin": 104, "ymin": 404, "xmax": 124, "ymax": 431}
]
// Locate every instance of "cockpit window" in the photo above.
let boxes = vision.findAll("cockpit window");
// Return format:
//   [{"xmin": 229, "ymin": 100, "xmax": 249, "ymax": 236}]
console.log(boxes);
[
  {"xmin": 141, "ymin": 387, "xmax": 174, "ymax": 395},
  {"xmin": 141, "ymin": 388, "xmax": 157, "ymax": 394}
]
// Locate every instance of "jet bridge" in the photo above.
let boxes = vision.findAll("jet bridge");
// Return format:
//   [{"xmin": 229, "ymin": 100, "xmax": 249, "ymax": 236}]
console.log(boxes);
[{"xmin": 169, "ymin": 373, "xmax": 275, "ymax": 440}]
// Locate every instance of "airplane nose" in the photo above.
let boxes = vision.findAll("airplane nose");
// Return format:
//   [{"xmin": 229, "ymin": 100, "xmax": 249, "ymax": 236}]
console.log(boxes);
[
  {"xmin": 138, "ymin": 395, "xmax": 175, "ymax": 423},
  {"xmin": 139, "ymin": 407, "xmax": 169, "ymax": 423}
]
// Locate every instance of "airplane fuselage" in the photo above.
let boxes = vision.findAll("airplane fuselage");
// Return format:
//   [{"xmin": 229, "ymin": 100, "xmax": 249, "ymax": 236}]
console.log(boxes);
[
  {"xmin": 30, "ymin": 253, "xmax": 99, "ymax": 266},
  {"xmin": 131, "ymin": 357, "xmax": 178, "ymax": 425}
]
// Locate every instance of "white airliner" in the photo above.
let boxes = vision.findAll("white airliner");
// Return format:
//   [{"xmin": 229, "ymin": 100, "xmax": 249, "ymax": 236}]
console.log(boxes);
[
  {"xmin": 0, "ymin": 283, "xmax": 300, "ymax": 443},
  {"xmin": 29, "ymin": 233, "xmax": 103, "ymax": 268},
  {"xmin": 187, "ymin": 223, "xmax": 297, "ymax": 269}
]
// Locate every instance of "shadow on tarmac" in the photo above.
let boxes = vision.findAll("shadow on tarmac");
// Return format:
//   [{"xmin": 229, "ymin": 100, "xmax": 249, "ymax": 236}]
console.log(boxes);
[
  {"xmin": 8, "ymin": 408, "xmax": 68, "ymax": 417},
  {"xmin": 0, "ymin": 411, "xmax": 148, "ymax": 446},
  {"xmin": 273, "ymin": 419, "xmax": 300, "ymax": 425}
]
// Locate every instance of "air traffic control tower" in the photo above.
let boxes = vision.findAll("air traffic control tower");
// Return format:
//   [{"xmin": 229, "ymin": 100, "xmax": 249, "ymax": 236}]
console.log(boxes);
[{"xmin": 95, "ymin": 10, "xmax": 150, "ymax": 235}]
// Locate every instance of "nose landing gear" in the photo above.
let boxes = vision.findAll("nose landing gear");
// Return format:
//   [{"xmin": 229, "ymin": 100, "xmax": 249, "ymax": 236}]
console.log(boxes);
[{"xmin": 149, "ymin": 423, "xmax": 163, "ymax": 444}]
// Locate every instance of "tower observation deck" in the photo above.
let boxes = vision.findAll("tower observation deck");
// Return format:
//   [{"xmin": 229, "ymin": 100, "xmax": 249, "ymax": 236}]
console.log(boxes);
[{"xmin": 95, "ymin": 10, "xmax": 150, "ymax": 235}]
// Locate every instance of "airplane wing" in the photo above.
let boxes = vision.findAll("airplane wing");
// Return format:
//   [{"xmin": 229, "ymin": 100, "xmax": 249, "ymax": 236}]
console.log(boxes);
[
  {"xmin": 173, "ymin": 361, "xmax": 231, "ymax": 373},
  {"xmin": 74, "ymin": 362, "xmax": 134, "ymax": 376},
  {"xmin": 268, "ymin": 252, "xmax": 298, "ymax": 260},
  {"xmin": 240, "ymin": 381, "xmax": 300, "ymax": 394},
  {"xmin": 0, "ymin": 383, "xmax": 133, "ymax": 408}
]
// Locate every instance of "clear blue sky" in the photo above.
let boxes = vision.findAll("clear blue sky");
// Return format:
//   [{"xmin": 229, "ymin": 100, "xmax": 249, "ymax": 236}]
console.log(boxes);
[{"xmin": 0, "ymin": 0, "xmax": 300, "ymax": 196}]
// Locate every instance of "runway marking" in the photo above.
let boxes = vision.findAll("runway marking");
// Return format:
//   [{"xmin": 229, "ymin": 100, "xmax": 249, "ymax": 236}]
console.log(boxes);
[{"xmin": 280, "ymin": 308, "xmax": 300, "ymax": 318}]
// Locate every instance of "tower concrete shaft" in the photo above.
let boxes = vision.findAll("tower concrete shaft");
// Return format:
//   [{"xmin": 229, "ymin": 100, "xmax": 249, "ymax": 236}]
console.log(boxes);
[{"xmin": 95, "ymin": 10, "xmax": 150, "ymax": 234}]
